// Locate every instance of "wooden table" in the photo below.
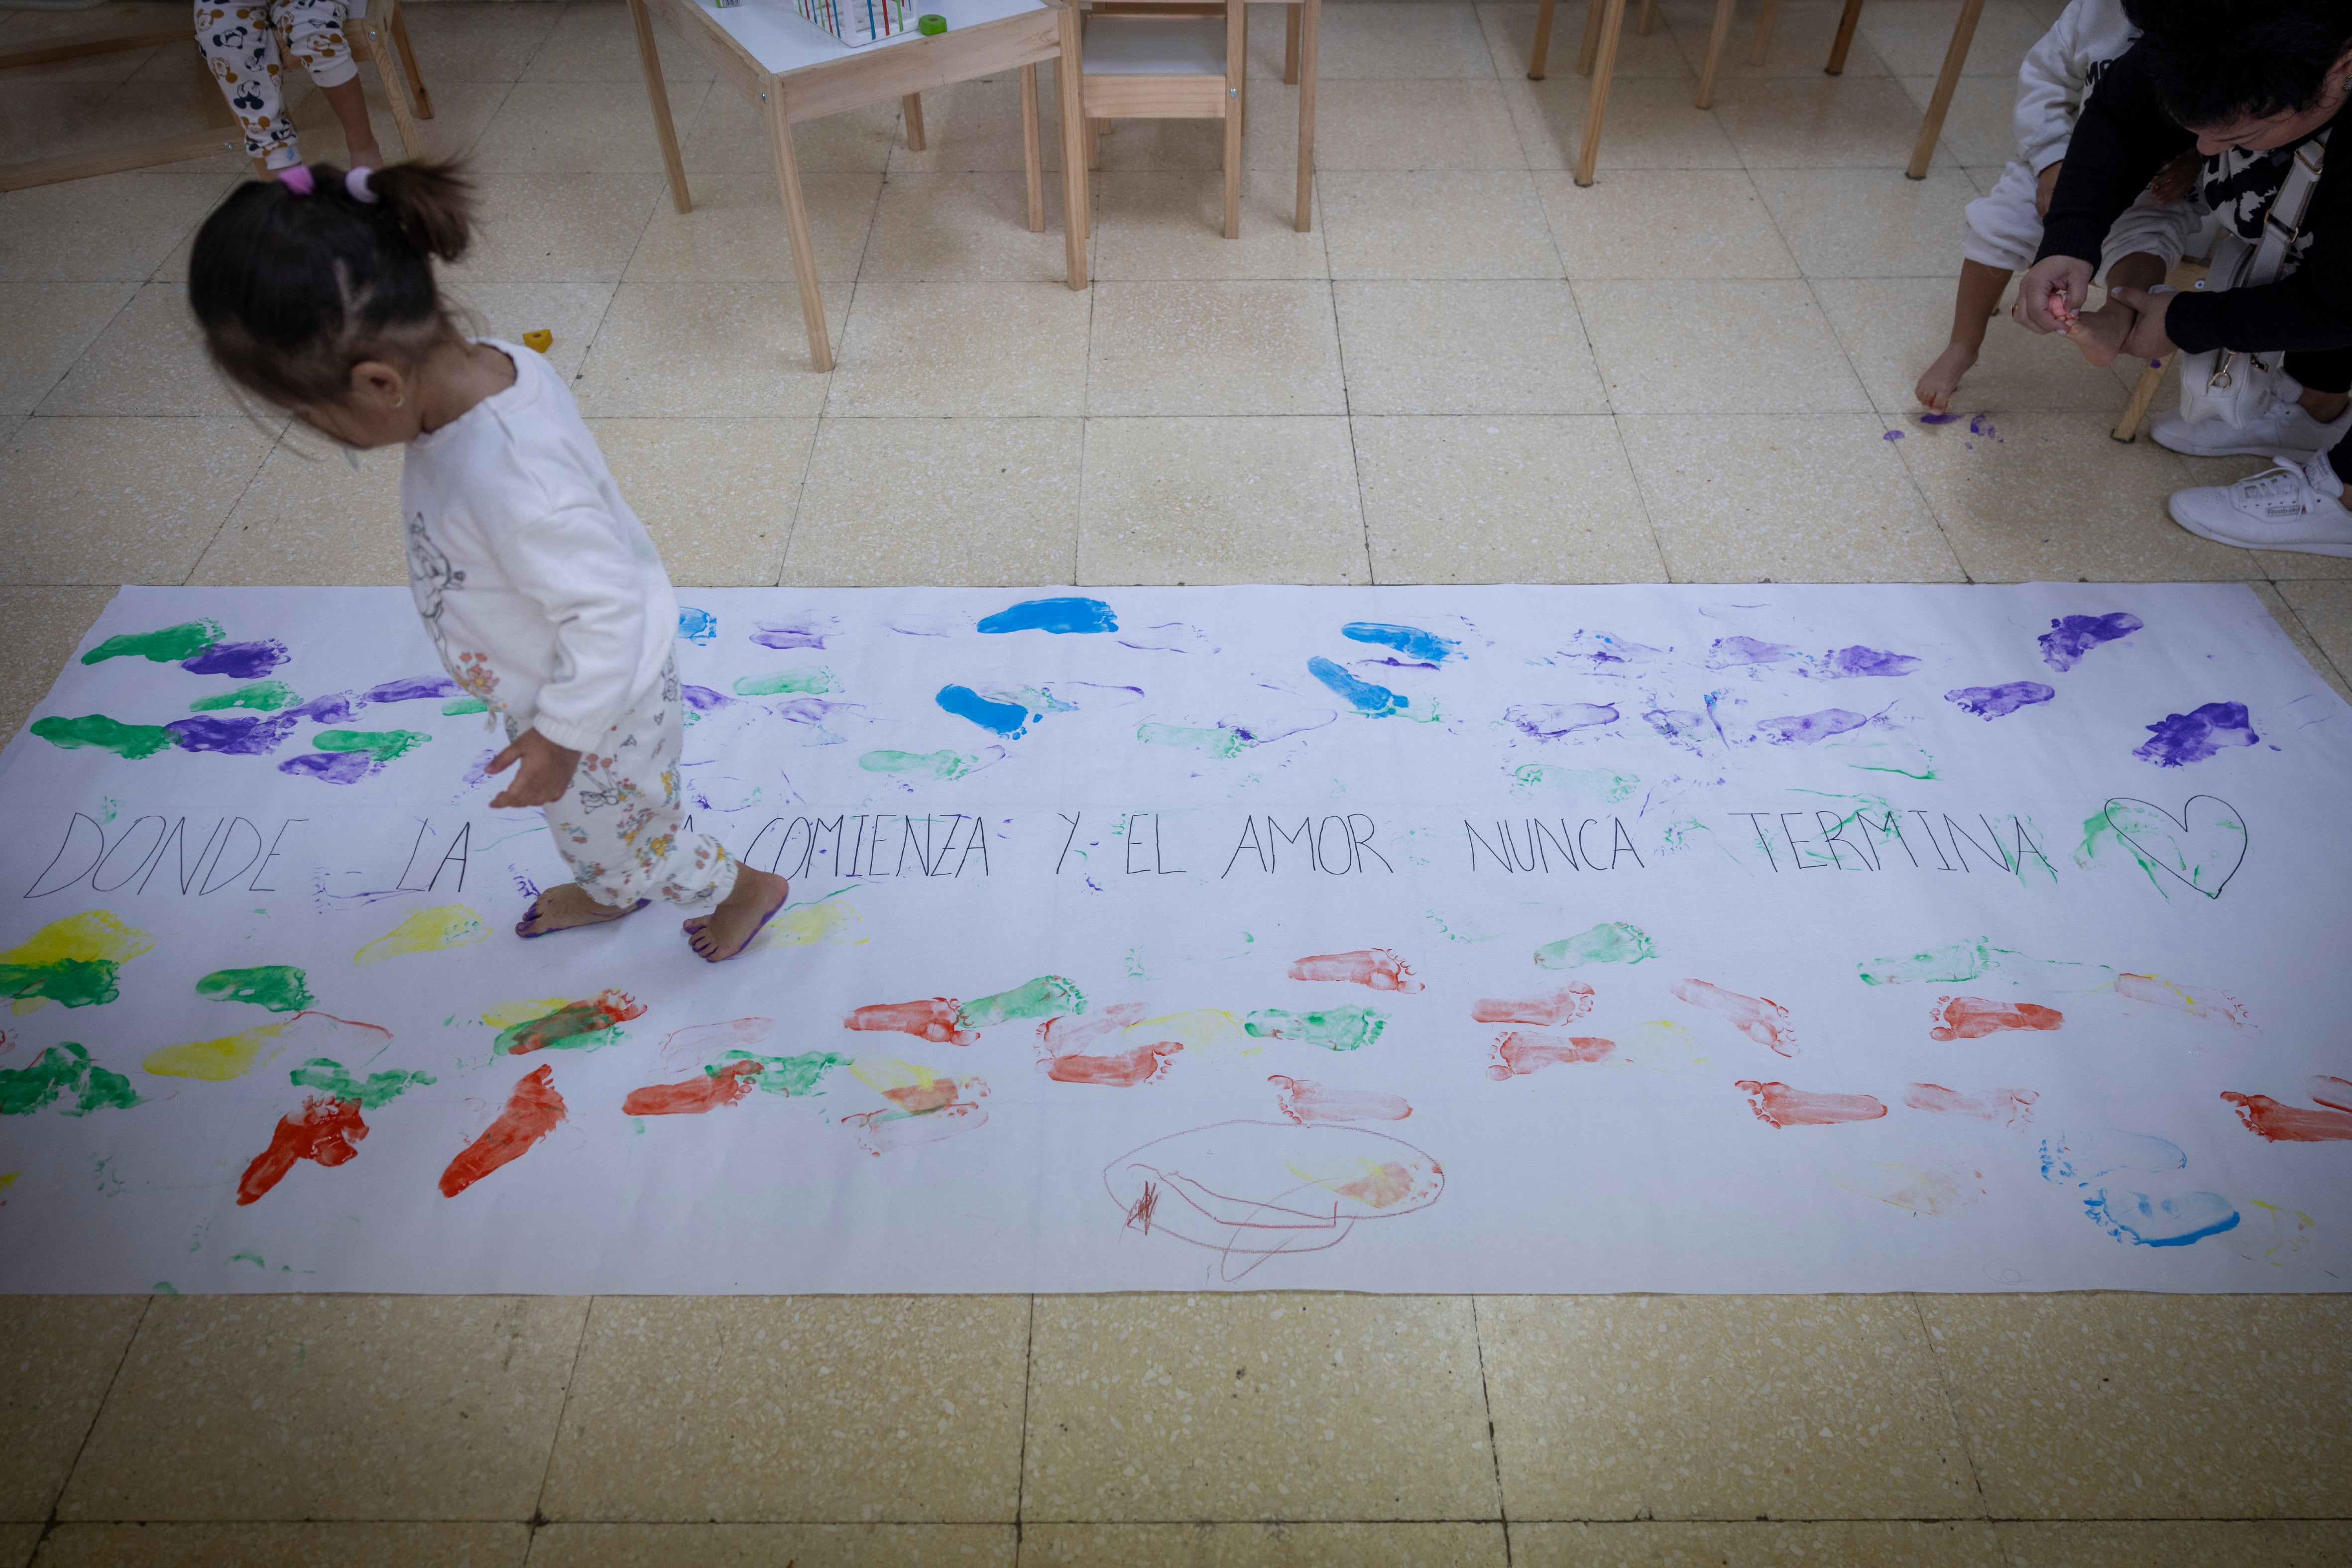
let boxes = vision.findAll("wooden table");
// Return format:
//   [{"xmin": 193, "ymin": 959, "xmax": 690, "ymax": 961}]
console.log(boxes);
[{"xmin": 627, "ymin": 0, "xmax": 1092, "ymax": 372}]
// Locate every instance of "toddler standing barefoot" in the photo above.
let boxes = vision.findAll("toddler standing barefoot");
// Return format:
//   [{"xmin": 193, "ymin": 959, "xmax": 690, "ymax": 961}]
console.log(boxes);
[{"xmin": 186, "ymin": 161, "xmax": 789, "ymax": 960}]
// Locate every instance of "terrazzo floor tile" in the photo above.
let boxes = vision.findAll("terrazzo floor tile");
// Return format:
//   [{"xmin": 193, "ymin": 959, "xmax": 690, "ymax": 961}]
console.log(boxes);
[
  {"xmin": 439, "ymin": 281, "xmax": 618, "ymax": 383},
  {"xmin": 0, "ymin": 1297, "xmax": 147, "ymax": 1522},
  {"xmin": 188, "ymin": 436, "xmax": 407, "ymax": 586},
  {"xmin": 1749, "ymin": 165, "xmax": 1980, "ymax": 278},
  {"xmin": 388, "ymin": 0, "xmax": 565, "ymax": 84},
  {"xmin": 2249, "ymin": 582, "xmax": 2352, "ymax": 701},
  {"xmin": 1308, "ymin": 79, "xmax": 1524, "ymax": 170},
  {"xmin": 0, "ymin": 171, "xmax": 237, "ymax": 282},
  {"xmin": 1077, "ymin": 417, "xmax": 1368, "ymax": 584},
  {"xmin": 0, "ymin": 81, "xmax": 113, "ymax": 163},
  {"xmin": 1020, "ymin": 1295, "xmax": 1498, "ymax": 1521},
  {"xmin": 29, "ymin": 1523, "xmax": 532, "ymax": 1568},
  {"xmin": 1504, "ymin": 75, "xmax": 1743, "ymax": 172},
  {"xmin": 1541, "ymin": 168, "xmax": 1797, "ymax": 279},
  {"xmin": 1900, "ymin": 73, "xmax": 2017, "ymax": 168},
  {"xmin": 1478, "ymin": 0, "xmax": 1696, "ymax": 79},
  {"xmin": 571, "ymin": 281, "xmax": 849, "ymax": 416},
  {"xmin": 1089, "ymin": 173, "xmax": 1327, "ymax": 282},
  {"xmin": 0, "ymin": 3, "xmax": 185, "ymax": 84},
  {"xmin": 520, "ymin": 0, "xmax": 712, "ymax": 82},
  {"xmin": 1918, "ymin": 1295, "xmax": 2352, "ymax": 1520},
  {"xmin": 862, "ymin": 172, "xmax": 1071, "ymax": 283},
  {"xmin": 882, "ymin": 72, "xmax": 1058, "ymax": 175},
  {"xmin": 35, "ymin": 280, "xmax": 242, "ymax": 417},
  {"xmin": 0, "ymin": 587, "xmax": 118, "ymax": 739},
  {"xmin": 1310, "ymin": 2, "xmax": 1499, "ymax": 77},
  {"xmin": 539, "ymin": 1296, "xmax": 1029, "ymax": 1523},
  {"xmin": 588, "ymin": 418, "xmax": 815, "ymax": 584},
  {"xmin": 1617, "ymin": 413, "xmax": 1966, "ymax": 581},
  {"xmin": 1655, "ymin": 0, "xmax": 1892, "ymax": 77},
  {"xmin": 0, "ymin": 415, "xmax": 277, "ymax": 585},
  {"xmin": 1510, "ymin": 1522, "xmax": 2006, "ymax": 1567},
  {"xmin": 1710, "ymin": 75, "xmax": 1954, "ymax": 169},
  {"xmin": 1857, "ymin": 0, "xmax": 2047, "ymax": 79},
  {"xmin": 1575, "ymin": 277, "xmax": 1871, "ymax": 414},
  {"xmin": 1333, "ymin": 279, "xmax": 1604, "ymax": 414},
  {"xmin": 456, "ymin": 173, "xmax": 667, "ymax": 283},
  {"xmin": 0, "ymin": 1524, "xmax": 33, "ymax": 1568},
  {"xmin": 0, "ymin": 280, "xmax": 135, "ymax": 417},
  {"xmin": 59, "ymin": 1295, "xmax": 588, "ymax": 1522},
  {"xmin": 1353, "ymin": 415, "xmax": 1663, "ymax": 580},
  {"xmin": 1480, "ymin": 1295, "xmax": 1981, "ymax": 1521},
  {"xmin": 1892, "ymin": 410, "xmax": 2262, "ymax": 582},
  {"xmin": 688, "ymin": 88, "xmax": 902, "ymax": 174},
  {"xmin": 527, "ymin": 1524, "xmax": 1018, "ymax": 1566},
  {"xmin": 1088, "ymin": 281, "xmax": 1345, "ymax": 416},
  {"xmin": 2278, "ymin": 581, "xmax": 2352, "ymax": 683},
  {"xmin": 624, "ymin": 169, "xmax": 881, "ymax": 284},
  {"xmin": 784, "ymin": 417, "xmax": 1079, "ymax": 586},
  {"xmin": 1020, "ymin": 1523, "xmax": 1511, "ymax": 1566},
  {"xmin": 1993, "ymin": 1521, "xmax": 2352, "ymax": 1568},
  {"xmin": 1817, "ymin": 275, "xmax": 2142, "ymax": 417},
  {"xmin": 1318, "ymin": 170, "xmax": 1562, "ymax": 279},
  {"xmin": 280, "ymin": 75, "xmax": 512, "ymax": 168},
  {"xmin": 826, "ymin": 280, "xmax": 1091, "ymax": 417},
  {"xmin": 469, "ymin": 79, "xmax": 712, "ymax": 175}
]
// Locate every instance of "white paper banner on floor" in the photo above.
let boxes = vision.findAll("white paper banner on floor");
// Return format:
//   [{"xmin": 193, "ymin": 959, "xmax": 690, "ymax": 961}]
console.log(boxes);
[{"xmin": 0, "ymin": 584, "xmax": 2346, "ymax": 1295}]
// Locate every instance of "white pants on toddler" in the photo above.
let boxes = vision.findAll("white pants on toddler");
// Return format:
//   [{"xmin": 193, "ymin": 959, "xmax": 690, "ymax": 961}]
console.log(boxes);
[
  {"xmin": 1962, "ymin": 158, "xmax": 2201, "ymax": 281},
  {"xmin": 196, "ymin": 0, "xmax": 359, "ymax": 170}
]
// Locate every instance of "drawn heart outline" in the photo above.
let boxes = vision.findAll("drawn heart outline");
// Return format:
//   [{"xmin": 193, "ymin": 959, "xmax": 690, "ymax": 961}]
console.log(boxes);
[{"xmin": 2101, "ymin": 794, "xmax": 2247, "ymax": 900}]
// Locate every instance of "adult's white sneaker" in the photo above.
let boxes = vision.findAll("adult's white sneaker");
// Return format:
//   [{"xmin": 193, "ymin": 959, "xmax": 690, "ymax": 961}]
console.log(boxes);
[
  {"xmin": 2168, "ymin": 451, "xmax": 2352, "ymax": 557},
  {"xmin": 2151, "ymin": 394, "xmax": 2352, "ymax": 459}
]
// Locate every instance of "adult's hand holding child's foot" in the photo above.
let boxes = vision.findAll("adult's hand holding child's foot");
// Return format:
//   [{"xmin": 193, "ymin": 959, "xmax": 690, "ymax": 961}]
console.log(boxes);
[
  {"xmin": 2016, "ymin": 256, "xmax": 2092, "ymax": 334},
  {"xmin": 517, "ymin": 885, "xmax": 647, "ymax": 937},
  {"xmin": 2106, "ymin": 286, "xmax": 2178, "ymax": 360},
  {"xmin": 2060, "ymin": 299, "xmax": 2135, "ymax": 367},
  {"xmin": 684, "ymin": 867, "xmax": 791, "ymax": 963}
]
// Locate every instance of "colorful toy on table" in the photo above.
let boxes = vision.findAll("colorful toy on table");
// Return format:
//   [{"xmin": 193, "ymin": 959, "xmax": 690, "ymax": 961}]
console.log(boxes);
[
  {"xmin": 918, "ymin": 13, "xmax": 945, "ymax": 33},
  {"xmin": 788, "ymin": 0, "xmax": 911, "ymax": 45}
]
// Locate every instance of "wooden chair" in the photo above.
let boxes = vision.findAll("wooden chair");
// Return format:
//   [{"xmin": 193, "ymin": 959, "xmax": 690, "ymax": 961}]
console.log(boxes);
[
  {"xmin": 1079, "ymin": 2, "xmax": 1247, "ymax": 236},
  {"xmin": 0, "ymin": 0, "xmax": 434, "ymax": 191},
  {"xmin": 1527, "ymin": 0, "xmax": 1982, "ymax": 187}
]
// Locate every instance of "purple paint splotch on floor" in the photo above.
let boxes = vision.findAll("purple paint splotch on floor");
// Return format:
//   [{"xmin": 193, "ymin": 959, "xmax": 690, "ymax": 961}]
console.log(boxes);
[
  {"xmin": 2135, "ymin": 702, "xmax": 2259, "ymax": 767},
  {"xmin": 1506, "ymin": 702, "xmax": 1618, "ymax": 739},
  {"xmin": 279, "ymin": 751, "xmax": 378, "ymax": 784},
  {"xmin": 363, "ymin": 675, "xmax": 457, "ymax": 703},
  {"xmin": 180, "ymin": 640, "xmax": 289, "ymax": 679},
  {"xmin": 1819, "ymin": 646, "xmax": 1921, "ymax": 678},
  {"xmin": 752, "ymin": 621, "xmax": 828, "ymax": 651},
  {"xmin": 1882, "ymin": 430, "xmax": 1905, "ymax": 442},
  {"xmin": 1754, "ymin": 709, "xmax": 1869, "ymax": 743},
  {"xmin": 166, "ymin": 714, "xmax": 299, "ymax": 755},
  {"xmin": 1705, "ymin": 636, "xmax": 1797, "ymax": 670},
  {"xmin": 1945, "ymin": 681, "xmax": 2056, "ymax": 719},
  {"xmin": 2038, "ymin": 612, "xmax": 2144, "ymax": 672},
  {"xmin": 285, "ymin": 691, "xmax": 364, "ymax": 723},
  {"xmin": 681, "ymin": 684, "xmax": 735, "ymax": 713},
  {"xmin": 1918, "ymin": 412, "xmax": 1961, "ymax": 425}
]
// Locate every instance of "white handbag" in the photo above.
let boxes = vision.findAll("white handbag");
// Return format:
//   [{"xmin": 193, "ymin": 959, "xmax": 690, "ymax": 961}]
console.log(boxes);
[{"xmin": 2176, "ymin": 129, "xmax": 2329, "ymax": 430}]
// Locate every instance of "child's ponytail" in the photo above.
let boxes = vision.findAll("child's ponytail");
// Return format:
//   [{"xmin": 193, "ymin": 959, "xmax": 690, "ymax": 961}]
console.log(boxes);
[{"xmin": 188, "ymin": 160, "xmax": 478, "ymax": 409}]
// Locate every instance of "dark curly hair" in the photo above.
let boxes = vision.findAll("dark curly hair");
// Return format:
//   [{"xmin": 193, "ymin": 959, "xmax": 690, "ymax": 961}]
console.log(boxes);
[
  {"xmin": 188, "ymin": 161, "xmax": 475, "ymax": 408},
  {"xmin": 2122, "ymin": 0, "xmax": 2352, "ymax": 128}
]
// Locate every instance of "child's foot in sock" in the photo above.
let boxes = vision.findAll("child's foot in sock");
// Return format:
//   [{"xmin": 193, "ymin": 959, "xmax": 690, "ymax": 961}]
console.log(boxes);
[
  {"xmin": 2064, "ymin": 301, "xmax": 2133, "ymax": 367},
  {"xmin": 516, "ymin": 884, "xmax": 646, "ymax": 936},
  {"xmin": 1915, "ymin": 341, "xmax": 1980, "ymax": 412},
  {"xmin": 684, "ymin": 867, "xmax": 791, "ymax": 963}
]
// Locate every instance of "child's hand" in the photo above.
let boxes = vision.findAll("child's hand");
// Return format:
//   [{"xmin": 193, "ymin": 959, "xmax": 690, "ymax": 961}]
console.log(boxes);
[
  {"xmin": 486, "ymin": 729, "xmax": 583, "ymax": 809},
  {"xmin": 2034, "ymin": 159, "xmax": 2063, "ymax": 218},
  {"xmin": 2149, "ymin": 149, "xmax": 2201, "ymax": 204}
]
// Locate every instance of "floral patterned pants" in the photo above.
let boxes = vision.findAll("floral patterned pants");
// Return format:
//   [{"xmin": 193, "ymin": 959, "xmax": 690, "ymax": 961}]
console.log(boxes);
[
  {"xmin": 540, "ymin": 663, "xmax": 740, "ymax": 912},
  {"xmin": 195, "ymin": 0, "xmax": 357, "ymax": 170}
]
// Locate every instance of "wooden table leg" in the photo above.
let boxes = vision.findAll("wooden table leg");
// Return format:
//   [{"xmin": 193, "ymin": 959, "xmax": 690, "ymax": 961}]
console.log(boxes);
[
  {"xmin": 1223, "ymin": 0, "xmax": 1243, "ymax": 238},
  {"xmin": 628, "ymin": 0, "xmax": 692, "ymax": 213},
  {"xmin": 1635, "ymin": 0, "xmax": 1656, "ymax": 36},
  {"xmin": 1294, "ymin": 0, "xmax": 1316, "ymax": 231},
  {"xmin": 1526, "ymin": 0, "xmax": 1553, "ymax": 78},
  {"xmin": 388, "ymin": 4, "xmax": 434, "ymax": 117},
  {"xmin": 354, "ymin": 14, "xmax": 425, "ymax": 159},
  {"xmin": 1020, "ymin": 61, "xmax": 1045, "ymax": 232},
  {"xmin": 1748, "ymin": 0, "xmax": 1779, "ymax": 66},
  {"xmin": 902, "ymin": 92, "xmax": 927, "ymax": 151},
  {"xmin": 1284, "ymin": 1, "xmax": 1300, "ymax": 84},
  {"xmin": 1576, "ymin": 0, "xmax": 1604, "ymax": 75},
  {"xmin": 764, "ymin": 88, "xmax": 833, "ymax": 372},
  {"xmin": 1906, "ymin": 0, "xmax": 1982, "ymax": 178},
  {"xmin": 1573, "ymin": 0, "xmax": 1623, "ymax": 186},
  {"xmin": 2114, "ymin": 355, "xmax": 2167, "ymax": 442},
  {"xmin": 1823, "ymin": 0, "xmax": 1864, "ymax": 74},
  {"xmin": 1692, "ymin": 0, "xmax": 1734, "ymax": 108},
  {"xmin": 1056, "ymin": 9, "xmax": 1091, "ymax": 285}
]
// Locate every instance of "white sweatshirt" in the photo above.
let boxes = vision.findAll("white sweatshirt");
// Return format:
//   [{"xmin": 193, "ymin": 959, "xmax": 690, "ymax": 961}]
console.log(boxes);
[
  {"xmin": 2014, "ymin": 0, "xmax": 2138, "ymax": 174},
  {"xmin": 399, "ymin": 341, "xmax": 680, "ymax": 755}
]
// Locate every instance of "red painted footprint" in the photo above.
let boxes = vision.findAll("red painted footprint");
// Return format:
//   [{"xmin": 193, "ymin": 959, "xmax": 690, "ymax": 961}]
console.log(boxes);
[
  {"xmin": 1902, "ymin": 1082, "xmax": 2038, "ymax": 1125},
  {"xmin": 1930, "ymin": 997, "xmax": 2062, "ymax": 1041},
  {"xmin": 236, "ymin": 1096, "xmax": 367, "ymax": 1205},
  {"xmin": 1673, "ymin": 979, "xmax": 1797, "ymax": 1057},
  {"xmin": 1289, "ymin": 948, "xmax": 1424, "ymax": 993},
  {"xmin": 1736, "ymin": 1080, "xmax": 1886, "ymax": 1127},
  {"xmin": 2221, "ymin": 1091, "xmax": 2352, "ymax": 1143},
  {"xmin": 621, "ymin": 1057, "xmax": 763, "ymax": 1116},
  {"xmin": 1049, "ymin": 1038, "xmax": 1183, "ymax": 1087},
  {"xmin": 1486, "ymin": 1030, "xmax": 1616, "ymax": 1079},
  {"xmin": 1472, "ymin": 984, "xmax": 1594, "ymax": 1027},
  {"xmin": 440, "ymin": 1064, "xmax": 567, "ymax": 1197},
  {"xmin": 2314, "ymin": 1075, "xmax": 2352, "ymax": 1112},
  {"xmin": 1270, "ymin": 1074, "xmax": 1412, "ymax": 1123},
  {"xmin": 845, "ymin": 998, "xmax": 979, "ymax": 1047},
  {"xmin": 1036, "ymin": 1002, "xmax": 1149, "ymax": 1063}
]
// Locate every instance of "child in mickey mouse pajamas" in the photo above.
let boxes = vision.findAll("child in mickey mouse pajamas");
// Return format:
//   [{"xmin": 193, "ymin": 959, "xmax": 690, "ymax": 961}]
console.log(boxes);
[{"xmin": 196, "ymin": 0, "xmax": 384, "ymax": 176}]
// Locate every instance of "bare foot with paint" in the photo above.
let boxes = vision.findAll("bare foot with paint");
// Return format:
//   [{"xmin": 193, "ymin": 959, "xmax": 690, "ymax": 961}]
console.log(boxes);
[
  {"xmin": 2063, "ymin": 300, "xmax": 2134, "ymax": 367},
  {"xmin": 1914, "ymin": 340, "xmax": 1979, "ymax": 414},
  {"xmin": 683, "ymin": 867, "xmax": 790, "ymax": 963},
  {"xmin": 515, "ymin": 884, "xmax": 646, "ymax": 937}
]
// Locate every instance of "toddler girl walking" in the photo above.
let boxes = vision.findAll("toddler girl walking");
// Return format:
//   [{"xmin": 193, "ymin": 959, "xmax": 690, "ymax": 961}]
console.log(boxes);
[{"xmin": 186, "ymin": 160, "xmax": 790, "ymax": 961}]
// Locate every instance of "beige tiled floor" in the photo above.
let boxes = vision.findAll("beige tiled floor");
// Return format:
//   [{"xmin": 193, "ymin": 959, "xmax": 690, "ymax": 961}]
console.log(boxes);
[{"xmin": 3, "ymin": 0, "xmax": 2350, "ymax": 1562}]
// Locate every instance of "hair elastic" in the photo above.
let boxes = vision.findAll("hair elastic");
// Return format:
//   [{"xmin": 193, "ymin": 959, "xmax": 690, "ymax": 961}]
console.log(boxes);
[
  {"xmin": 278, "ymin": 164, "xmax": 316, "ymax": 196},
  {"xmin": 346, "ymin": 167, "xmax": 378, "ymax": 204}
]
